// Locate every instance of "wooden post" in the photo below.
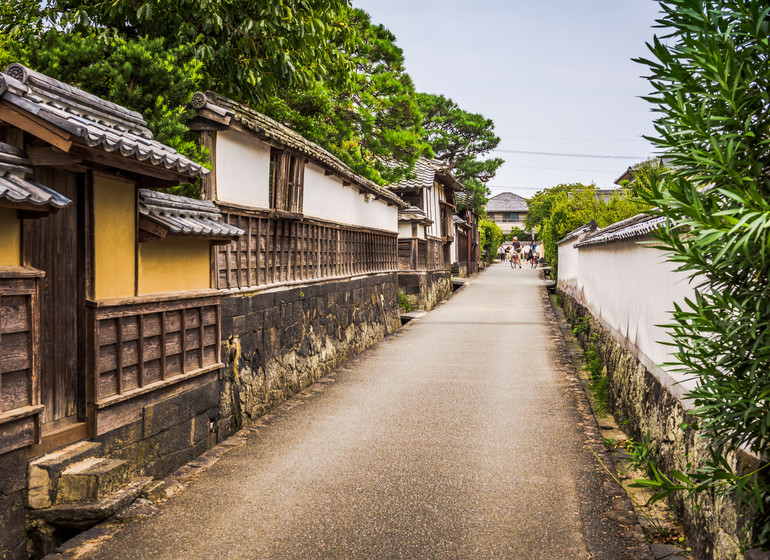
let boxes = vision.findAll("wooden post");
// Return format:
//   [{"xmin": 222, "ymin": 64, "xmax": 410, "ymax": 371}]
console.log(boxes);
[{"xmin": 137, "ymin": 314, "xmax": 144, "ymax": 388}]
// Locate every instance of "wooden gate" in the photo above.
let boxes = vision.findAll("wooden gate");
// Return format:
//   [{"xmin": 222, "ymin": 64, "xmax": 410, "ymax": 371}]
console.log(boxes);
[{"xmin": 23, "ymin": 169, "xmax": 85, "ymax": 447}]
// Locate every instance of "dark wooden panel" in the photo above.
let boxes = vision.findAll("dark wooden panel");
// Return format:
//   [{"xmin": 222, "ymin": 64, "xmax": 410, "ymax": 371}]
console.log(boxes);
[
  {"xmin": 1, "ymin": 369, "xmax": 31, "ymax": 411},
  {"xmin": 0, "ymin": 331, "xmax": 30, "ymax": 373},
  {"xmin": 0, "ymin": 295, "xmax": 28, "ymax": 334},
  {"xmin": 25, "ymin": 168, "xmax": 80, "ymax": 425}
]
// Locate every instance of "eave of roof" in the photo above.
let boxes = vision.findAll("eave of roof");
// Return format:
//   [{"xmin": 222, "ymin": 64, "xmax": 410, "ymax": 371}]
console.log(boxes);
[
  {"xmin": 190, "ymin": 91, "xmax": 407, "ymax": 209},
  {"xmin": 398, "ymin": 205, "xmax": 432, "ymax": 225},
  {"xmin": 139, "ymin": 189, "xmax": 244, "ymax": 241},
  {"xmin": 556, "ymin": 220, "xmax": 598, "ymax": 246},
  {"xmin": 573, "ymin": 213, "xmax": 664, "ymax": 248},
  {"xmin": 0, "ymin": 142, "xmax": 72, "ymax": 212},
  {"xmin": 0, "ymin": 64, "xmax": 208, "ymax": 181}
]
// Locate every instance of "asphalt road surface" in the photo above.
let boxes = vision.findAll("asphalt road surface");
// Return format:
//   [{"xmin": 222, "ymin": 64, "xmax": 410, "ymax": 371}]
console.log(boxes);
[{"xmin": 78, "ymin": 264, "xmax": 650, "ymax": 560}]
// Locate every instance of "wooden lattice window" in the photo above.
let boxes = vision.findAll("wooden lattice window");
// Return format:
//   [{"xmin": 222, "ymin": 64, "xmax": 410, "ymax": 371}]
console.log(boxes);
[{"xmin": 269, "ymin": 148, "xmax": 305, "ymax": 213}]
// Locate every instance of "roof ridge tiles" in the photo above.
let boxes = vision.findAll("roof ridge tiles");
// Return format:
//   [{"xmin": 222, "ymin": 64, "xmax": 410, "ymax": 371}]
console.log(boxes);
[{"xmin": 5, "ymin": 63, "xmax": 149, "ymax": 134}]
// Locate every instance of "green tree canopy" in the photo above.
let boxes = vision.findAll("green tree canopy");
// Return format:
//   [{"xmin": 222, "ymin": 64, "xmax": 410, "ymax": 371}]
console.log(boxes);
[
  {"xmin": 25, "ymin": 0, "xmax": 354, "ymax": 106},
  {"xmin": 527, "ymin": 184, "xmax": 646, "ymax": 276},
  {"xmin": 416, "ymin": 93, "xmax": 504, "ymax": 212},
  {"xmin": 263, "ymin": 8, "xmax": 429, "ymax": 185}
]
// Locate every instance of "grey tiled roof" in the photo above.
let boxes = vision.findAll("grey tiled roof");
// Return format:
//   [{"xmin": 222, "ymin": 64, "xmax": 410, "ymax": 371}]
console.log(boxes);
[
  {"xmin": 485, "ymin": 192, "xmax": 528, "ymax": 212},
  {"xmin": 556, "ymin": 221, "xmax": 598, "ymax": 246},
  {"xmin": 139, "ymin": 189, "xmax": 244, "ymax": 240},
  {"xmin": 191, "ymin": 91, "xmax": 407, "ymax": 208},
  {"xmin": 393, "ymin": 158, "xmax": 436, "ymax": 191},
  {"xmin": 398, "ymin": 205, "xmax": 432, "ymax": 225},
  {"xmin": 574, "ymin": 214, "xmax": 664, "ymax": 248},
  {"xmin": 392, "ymin": 158, "xmax": 463, "ymax": 193},
  {"xmin": 0, "ymin": 142, "xmax": 72, "ymax": 211},
  {"xmin": 0, "ymin": 64, "xmax": 208, "ymax": 179}
]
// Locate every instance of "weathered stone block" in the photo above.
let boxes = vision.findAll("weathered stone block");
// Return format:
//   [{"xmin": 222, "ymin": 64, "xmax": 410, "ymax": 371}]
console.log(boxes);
[
  {"xmin": 0, "ymin": 492, "xmax": 26, "ymax": 556},
  {"xmin": 143, "ymin": 381, "xmax": 218, "ymax": 438},
  {"xmin": 57, "ymin": 458, "xmax": 129, "ymax": 504},
  {"xmin": 0, "ymin": 448, "xmax": 26, "ymax": 496},
  {"xmin": 251, "ymin": 291, "xmax": 275, "ymax": 312},
  {"xmin": 94, "ymin": 420, "xmax": 143, "ymax": 456}
]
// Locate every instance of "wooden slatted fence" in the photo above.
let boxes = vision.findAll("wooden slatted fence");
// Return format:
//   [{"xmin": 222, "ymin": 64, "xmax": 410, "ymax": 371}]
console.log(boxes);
[{"xmin": 217, "ymin": 210, "xmax": 399, "ymax": 291}]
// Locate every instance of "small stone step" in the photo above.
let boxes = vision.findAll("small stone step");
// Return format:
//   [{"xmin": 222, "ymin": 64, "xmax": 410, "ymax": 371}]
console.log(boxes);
[
  {"xmin": 400, "ymin": 310, "xmax": 427, "ymax": 324},
  {"xmin": 29, "ymin": 441, "xmax": 103, "ymax": 510},
  {"xmin": 33, "ymin": 477, "xmax": 154, "ymax": 529},
  {"xmin": 57, "ymin": 458, "xmax": 130, "ymax": 505}
]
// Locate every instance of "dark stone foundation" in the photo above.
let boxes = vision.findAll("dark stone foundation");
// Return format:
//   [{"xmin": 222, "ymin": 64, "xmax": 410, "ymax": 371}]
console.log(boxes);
[
  {"xmin": 558, "ymin": 289, "xmax": 756, "ymax": 560},
  {"xmin": 398, "ymin": 270, "xmax": 451, "ymax": 311},
  {"xmin": 219, "ymin": 273, "xmax": 401, "ymax": 434}
]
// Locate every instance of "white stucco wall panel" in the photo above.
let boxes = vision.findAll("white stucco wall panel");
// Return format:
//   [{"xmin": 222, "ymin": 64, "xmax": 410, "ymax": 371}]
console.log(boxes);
[
  {"xmin": 561, "ymin": 238, "xmax": 697, "ymax": 399},
  {"xmin": 303, "ymin": 163, "xmax": 397, "ymax": 232},
  {"xmin": 215, "ymin": 129, "xmax": 271, "ymax": 209}
]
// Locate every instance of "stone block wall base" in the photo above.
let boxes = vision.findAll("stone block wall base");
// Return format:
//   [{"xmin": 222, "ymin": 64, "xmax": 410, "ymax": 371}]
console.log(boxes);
[
  {"xmin": 557, "ymin": 289, "xmax": 752, "ymax": 560},
  {"xmin": 220, "ymin": 273, "xmax": 401, "ymax": 438},
  {"xmin": 398, "ymin": 271, "xmax": 451, "ymax": 311}
]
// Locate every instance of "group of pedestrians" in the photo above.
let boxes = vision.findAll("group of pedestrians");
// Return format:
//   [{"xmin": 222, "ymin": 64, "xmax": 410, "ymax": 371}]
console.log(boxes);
[{"xmin": 498, "ymin": 237, "xmax": 538, "ymax": 269}]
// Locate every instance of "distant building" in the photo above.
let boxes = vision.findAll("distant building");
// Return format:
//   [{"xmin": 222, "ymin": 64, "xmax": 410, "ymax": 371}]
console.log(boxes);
[{"xmin": 484, "ymin": 192, "xmax": 528, "ymax": 233}]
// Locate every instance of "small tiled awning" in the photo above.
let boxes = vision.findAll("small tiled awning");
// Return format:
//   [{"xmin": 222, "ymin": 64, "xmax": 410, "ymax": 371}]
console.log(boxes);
[
  {"xmin": 398, "ymin": 205, "xmax": 432, "ymax": 226},
  {"xmin": 138, "ymin": 189, "xmax": 244, "ymax": 244},
  {"xmin": 0, "ymin": 142, "xmax": 72, "ymax": 213}
]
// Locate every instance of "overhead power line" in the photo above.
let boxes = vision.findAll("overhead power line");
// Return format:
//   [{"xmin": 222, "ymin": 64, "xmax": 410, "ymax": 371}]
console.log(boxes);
[
  {"xmin": 494, "ymin": 149, "xmax": 646, "ymax": 160},
  {"xmin": 500, "ymin": 135, "xmax": 649, "ymax": 143},
  {"xmin": 500, "ymin": 163, "xmax": 620, "ymax": 173}
]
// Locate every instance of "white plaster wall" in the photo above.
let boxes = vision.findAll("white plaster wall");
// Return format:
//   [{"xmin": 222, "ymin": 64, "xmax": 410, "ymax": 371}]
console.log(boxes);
[
  {"xmin": 215, "ymin": 129, "xmax": 271, "ymax": 209},
  {"xmin": 303, "ymin": 163, "xmax": 397, "ymax": 232},
  {"xmin": 560, "ymin": 238, "xmax": 697, "ymax": 399},
  {"xmin": 557, "ymin": 238, "xmax": 581, "ymax": 297},
  {"xmin": 425, "ymin": 186, "xmax": 441, "ymax": 238}
]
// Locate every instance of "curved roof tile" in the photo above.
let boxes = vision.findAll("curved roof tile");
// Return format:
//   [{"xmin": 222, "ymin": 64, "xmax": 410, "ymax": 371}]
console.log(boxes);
[{"xmin": 0, "ymin": 64, "xmax": 208, "ymax": 180}]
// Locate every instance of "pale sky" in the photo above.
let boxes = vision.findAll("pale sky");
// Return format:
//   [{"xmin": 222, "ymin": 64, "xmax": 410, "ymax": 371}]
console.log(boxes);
[{"xmin": 352, "ymin": 0, "xmax": 663, "ymax": 199}]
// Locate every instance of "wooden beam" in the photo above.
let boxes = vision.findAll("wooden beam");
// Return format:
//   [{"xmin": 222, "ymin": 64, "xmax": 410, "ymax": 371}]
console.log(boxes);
[
  {"xmin": 69, "ymin": 145, "xmax": 192, "ymax": 185},
  {"xmin": 0, "ymin": 103, "xmax": 73, "ymax": 152},
  {"xmin": 26, "ymin": 145, "xmax": 82, "ymax": 167}
]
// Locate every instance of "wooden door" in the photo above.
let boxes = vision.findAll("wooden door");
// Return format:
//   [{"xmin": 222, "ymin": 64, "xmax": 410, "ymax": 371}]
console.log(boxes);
[{"xmin": 22, "ymin": 168, "xmax": 84, "ymax": 435}]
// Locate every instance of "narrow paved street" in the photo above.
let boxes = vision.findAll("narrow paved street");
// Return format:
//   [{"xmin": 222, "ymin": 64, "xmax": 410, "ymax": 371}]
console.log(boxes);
[{"xmin": 75, "ymin": 264, "xmax": 650, "ymax": 560}]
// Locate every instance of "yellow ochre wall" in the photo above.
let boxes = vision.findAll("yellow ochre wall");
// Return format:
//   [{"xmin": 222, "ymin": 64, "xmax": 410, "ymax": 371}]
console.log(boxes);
[
  {"xmin": 138, "ymin": 238, "xmax": 211, "ymax": 295},
  {"xmin": 93, "ymin": 175, "xmax": 136, "ymax": 299},
  {"xmin": 0, "ymin": 208, "xmax": 21, "ymax": 265}
]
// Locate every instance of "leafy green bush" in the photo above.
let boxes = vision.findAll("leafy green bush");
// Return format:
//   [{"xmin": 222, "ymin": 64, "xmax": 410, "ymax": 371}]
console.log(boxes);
[
  {"xmin": 398, "ymin": 292, "xmax": 412, "ymax": 313},
  {"xmin": 479, "ymin": 218, "xmax": 503, "ymax": 264},
  {"xmin": 525, "ymin": 184, "xmax": 647, "ymax": 278},
  {"xmin": 636, "ymin": 0, "xmax": 770, "ymax": 546}
]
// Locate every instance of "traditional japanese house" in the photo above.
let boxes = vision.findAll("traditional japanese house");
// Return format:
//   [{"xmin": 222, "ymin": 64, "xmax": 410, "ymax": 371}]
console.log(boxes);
[
  {"xmin": 0, "ymin": 64, "xmax": 243, "ymax": 557},
  {"xmin": 187, "ymin": 91, "xmax": 408, "ymax": 434},
  {"xmin": 451, "ymin": 191, "xmax": 480, "ymax": 277},
  {"xmin": 390, "ymin": 158, "xmax": 460, "ymax": 310}
]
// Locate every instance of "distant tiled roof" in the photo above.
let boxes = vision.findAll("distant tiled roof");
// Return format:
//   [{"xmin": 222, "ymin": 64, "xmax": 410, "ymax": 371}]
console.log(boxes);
[
  {"xmin": 139, "ymin": 189, "xmax": 244, "ymax": 240},
  {"xmin": 574, "ymin": 214, "xmax": 663, "ymax": 247},
  {"xmin": 190, "ymin": 91, "xmax": 407, "ymax": 208},
  {"xmin": 485, "ymin": 192, "xmax": 528, "ymax": 212},
  {"xmin": 398, "ymin": 205, "xmax": 432, "ymax": 225},
  {"xmin": 0, "ymin": 142, "xmax": 71, "ymax": 212},
  {"xmin": 393, "ymin": 158, "xmax": 436, "ymax": 191},
  {"xmin": 0, "ymin": 64, "xmax": 208, "ymax": 179}
]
